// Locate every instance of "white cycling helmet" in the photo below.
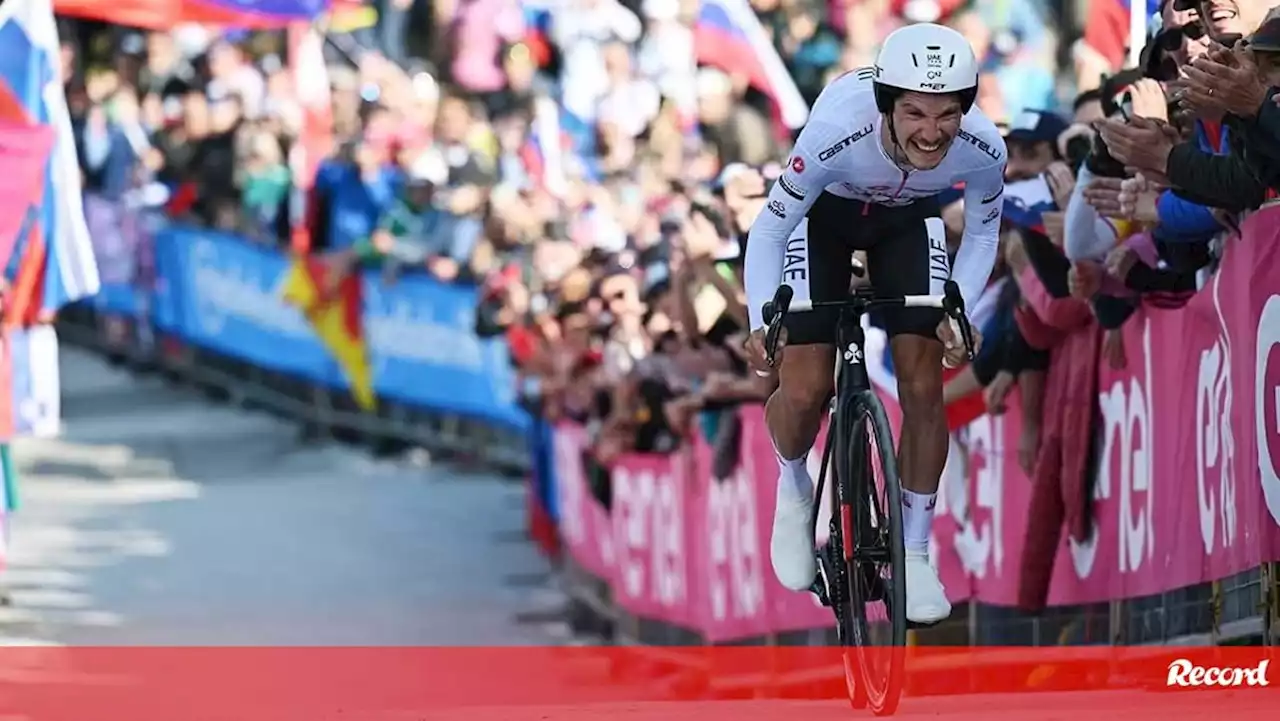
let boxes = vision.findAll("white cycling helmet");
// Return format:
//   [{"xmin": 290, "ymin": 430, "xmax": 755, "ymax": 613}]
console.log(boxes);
[{"xmin": 873, "ymin": 23, "xmax": 980, "ymax": 115}]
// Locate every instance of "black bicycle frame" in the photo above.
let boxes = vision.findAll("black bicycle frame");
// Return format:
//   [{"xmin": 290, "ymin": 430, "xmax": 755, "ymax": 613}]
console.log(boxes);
[{"xmin": 834, "ymin": 296, "xmax": 874, "ymax": 395}]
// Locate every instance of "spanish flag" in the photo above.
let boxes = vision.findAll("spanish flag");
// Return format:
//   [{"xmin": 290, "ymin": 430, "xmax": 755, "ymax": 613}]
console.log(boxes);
[{"xmin": 279, "ymin": 255, "xmax": 376, "ymax": 411}]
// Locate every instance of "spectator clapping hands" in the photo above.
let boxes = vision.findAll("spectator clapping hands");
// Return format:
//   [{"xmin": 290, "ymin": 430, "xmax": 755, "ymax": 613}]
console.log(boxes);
[
  {"xmin": 1096, "ymin": 115, "xmax": 1180, "ymax": 184},
  {"xmin": 1128, "ymin": 79, "xmax": 1169, "ymax": 121},
  {"xmin": 1083, "ymin": 173, "xmax": 1160, "ymax": 223},
  {"xmin": 1176, "ymin": 41, "xmax": 1270, "ymax": 120}
]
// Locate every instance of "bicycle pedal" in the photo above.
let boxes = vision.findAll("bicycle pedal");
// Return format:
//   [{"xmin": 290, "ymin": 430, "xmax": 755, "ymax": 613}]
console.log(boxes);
[
  {"xmin": 808, "ymin": 577, "xmax": 832, "ymax": 607},
  {"xmin": 810, "ymin": 553, "xmax": 834, "ymax": 607}
]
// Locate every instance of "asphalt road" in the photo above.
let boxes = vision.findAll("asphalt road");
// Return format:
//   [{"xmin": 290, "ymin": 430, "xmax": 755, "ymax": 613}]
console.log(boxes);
[{"xmin": 0, "ymin": 347, "xmax": 564, "ymax": 646}]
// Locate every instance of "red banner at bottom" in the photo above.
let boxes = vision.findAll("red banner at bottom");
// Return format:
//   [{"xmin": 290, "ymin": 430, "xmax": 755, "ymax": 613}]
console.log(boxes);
[{"xmin": 0, "ymin": 646, "xmax": 1274, "ymax": 719}]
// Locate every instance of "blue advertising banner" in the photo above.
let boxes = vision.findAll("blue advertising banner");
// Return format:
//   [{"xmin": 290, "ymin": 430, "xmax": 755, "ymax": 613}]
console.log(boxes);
[
  {"xmin": 95, "ymin": 282, "xmax": 139, "ymax": 317},
  {"xmin": 155, "ymin": 226, "xmax": 335, "ymax": 383},
  {"xmin": 130, "ymin": 225, "xmax": 529, "ymax": 430},
  {"xmin": 363, "ymin": 275, "xmax": 527, "ymax": 430}
]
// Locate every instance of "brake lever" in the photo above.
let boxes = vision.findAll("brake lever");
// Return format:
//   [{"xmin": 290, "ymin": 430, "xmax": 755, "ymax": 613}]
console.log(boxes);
[
  {"xmin": 762, "ymin": 286, "xmax": 793, "ymax": 368},
  {"xmin": 955, "ymin": 312, "xmax": 977, "ymax": 362},
  {"xmin": 941, "ymin": 280, "xmax": 976, "ymax": 362},
  {"xmin": 764, "ymin": 313, "xmax": 783, "ymax": 367}
]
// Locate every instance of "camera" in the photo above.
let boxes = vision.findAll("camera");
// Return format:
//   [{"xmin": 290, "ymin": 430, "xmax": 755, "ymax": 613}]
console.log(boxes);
[
  {"xmin": 1086, "ymin": 130, "xmax": 1129, "ymax": 178},
  {"xmin": 1084, "ymin": 71, "xmax": 1144, "ymax": 179},
  {"xmin": 1065, "ymin": 135, "xmax": 1093, "ymax": 171}
]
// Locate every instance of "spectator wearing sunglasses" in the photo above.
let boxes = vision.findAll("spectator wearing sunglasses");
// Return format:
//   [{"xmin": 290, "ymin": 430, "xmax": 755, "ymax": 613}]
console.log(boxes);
[
  {"xmin": 1112, "ymin": 0, "xmax": 1275, "ymax": 224},
  {"xmin": 1149, "ymin": 0, "xmax": 1234, "ymax": 244},
  {"xmin": 1158, "ymin": 3, "xmax": 1211, "ymax": 69}
]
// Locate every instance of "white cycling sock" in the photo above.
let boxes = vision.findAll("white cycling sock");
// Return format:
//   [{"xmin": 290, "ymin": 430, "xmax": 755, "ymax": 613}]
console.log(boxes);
[
  {"xmin": 776, "ymin": 454, "xmax": 814, "ymax": 503},
  {"xmin": 771, "ymin": 430, "xmax": 814, "ymax": 503},
  {"xmin": 901, "ymin": 489, "xmax": 937, "ymax": 554}
]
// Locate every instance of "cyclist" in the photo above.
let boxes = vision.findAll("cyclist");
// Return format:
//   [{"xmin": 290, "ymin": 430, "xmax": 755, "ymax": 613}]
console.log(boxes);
[{"xmin": 742, "ymin": 23, "xmax": 1006, "ymax": 625}]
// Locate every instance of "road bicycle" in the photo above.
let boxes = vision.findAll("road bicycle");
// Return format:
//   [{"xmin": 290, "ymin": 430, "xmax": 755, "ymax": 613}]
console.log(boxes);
[{"xmin": 761, "ymin": 271, "xmax": 974, "ymax": 716}]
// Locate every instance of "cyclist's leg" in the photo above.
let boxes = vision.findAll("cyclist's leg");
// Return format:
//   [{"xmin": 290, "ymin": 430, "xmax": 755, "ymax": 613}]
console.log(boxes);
[
  {"xmin": 767, "ymin": 194, "xmax": 853, "ymax": 591},
  {"xmin": 864, "ymin": 198, "xmax": 952, "ymax": 623}
]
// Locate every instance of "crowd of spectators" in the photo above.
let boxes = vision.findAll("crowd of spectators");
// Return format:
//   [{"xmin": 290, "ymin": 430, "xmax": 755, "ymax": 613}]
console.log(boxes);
[
  {"xmin": 936, "ymin": 0, "xmax": 1280, "ymax": 610},
  {"xmin": 59, "ymin": 0, "xmax": 1280, "ymax": 609}
]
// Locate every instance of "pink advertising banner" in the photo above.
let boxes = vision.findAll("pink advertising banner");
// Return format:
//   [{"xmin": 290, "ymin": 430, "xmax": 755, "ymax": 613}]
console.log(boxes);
[
  {"xmin": 918, "ymin": 209, "xmax": 1280, "ymax": 607},
  {"xmin": 551, "ymin": 206, "xmax": 1280, "ymax": 639},
  {"xmin": 551, "ymin": 424, "xmax": 614, "ymax": 582}
]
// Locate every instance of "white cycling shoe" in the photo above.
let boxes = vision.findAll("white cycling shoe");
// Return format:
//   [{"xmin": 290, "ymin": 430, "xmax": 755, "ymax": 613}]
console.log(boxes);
[
  {"xmin": 770, "ymin": 489, "xmax": 818, "ymax": 591},
  {"xmin": 904, "ymin": 549, "xmax": 951, "ymax": 625}
]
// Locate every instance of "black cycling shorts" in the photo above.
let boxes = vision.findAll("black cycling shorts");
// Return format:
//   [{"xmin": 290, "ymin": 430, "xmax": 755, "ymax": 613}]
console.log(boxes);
[{"xmin": 782, "ymin": 192, "xmax": 950, "ymax": 345}]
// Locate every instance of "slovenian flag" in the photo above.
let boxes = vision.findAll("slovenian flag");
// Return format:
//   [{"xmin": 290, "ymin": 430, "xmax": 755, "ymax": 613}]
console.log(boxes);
[
  {"xmin": 0, "ymin": 121, "xmax": 54, "ymax": 272},
  {"xmin": 0, "ymin": 0, "xmax": 100, "ymax": 319},
  {"xmin": 1002, "ymin": 176, "xmax": 1058, "ymax": 235},
  {"xmin": 521, "ymin": 96, "xmax": 570, "ymax": 198},
  {"xmin": 695, "ymin": 0, "xmax": 809, "ymax": 129}
]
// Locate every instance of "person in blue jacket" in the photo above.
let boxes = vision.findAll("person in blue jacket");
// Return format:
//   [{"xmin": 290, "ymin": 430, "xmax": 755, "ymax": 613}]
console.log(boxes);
[
  {"xmin": 1154, "ymin": 120, "xmax": 1231, "ymax": 243},
  {"xmin": 313, "ymin": 136, "xmax": 402, "ymax": 252}
]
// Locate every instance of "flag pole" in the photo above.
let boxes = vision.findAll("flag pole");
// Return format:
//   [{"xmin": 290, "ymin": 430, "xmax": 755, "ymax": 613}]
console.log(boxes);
[
  {"xmin": 287, "ymin": 17, "xmax": 332, "ymax": 256},
  {"xmin": 1128, "ymin": 0, "xmax": 1149, "ymax": 68}
]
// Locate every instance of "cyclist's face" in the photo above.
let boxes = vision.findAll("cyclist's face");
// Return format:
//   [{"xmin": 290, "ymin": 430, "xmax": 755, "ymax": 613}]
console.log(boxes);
[{"xmin": 891, "ymin": 93, "xmax": 963, "ymax": 170}]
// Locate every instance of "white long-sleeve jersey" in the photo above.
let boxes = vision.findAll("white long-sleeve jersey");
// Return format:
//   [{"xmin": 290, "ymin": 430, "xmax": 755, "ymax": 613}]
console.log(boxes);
[{"xmin": 744, "ymin": 69, "xmax": 1007, "ymax": 330}]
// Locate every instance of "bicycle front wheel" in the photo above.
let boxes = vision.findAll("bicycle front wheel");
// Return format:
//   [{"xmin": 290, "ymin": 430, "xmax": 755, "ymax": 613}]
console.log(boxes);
[{"xmin": 837, "ymin": 390, "xmax": 907, "ymax": 716}]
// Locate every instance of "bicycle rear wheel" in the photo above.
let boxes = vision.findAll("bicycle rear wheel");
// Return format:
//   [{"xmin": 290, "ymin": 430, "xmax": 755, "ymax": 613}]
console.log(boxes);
[{"xmin": 836, "ymin": 391, "xmax": 907, "ymax": 716}]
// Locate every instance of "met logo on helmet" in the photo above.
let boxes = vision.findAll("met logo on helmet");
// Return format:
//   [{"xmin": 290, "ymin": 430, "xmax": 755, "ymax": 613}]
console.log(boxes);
[{"xmin": 919, "ymin": 82, "xmax": 947, "ymax": 91}]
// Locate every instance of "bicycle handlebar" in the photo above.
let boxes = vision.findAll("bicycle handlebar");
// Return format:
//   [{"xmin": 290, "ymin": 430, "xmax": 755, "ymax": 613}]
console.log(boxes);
[{"xmin": 761, "ymin": 280, "xmax": 976, "ymax": 368}]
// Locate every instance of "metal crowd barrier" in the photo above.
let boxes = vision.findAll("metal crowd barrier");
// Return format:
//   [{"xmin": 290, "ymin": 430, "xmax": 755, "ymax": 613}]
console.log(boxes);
[{"xmin": 56, "ymin": 301, "xmax": 530, "ymax": 476}]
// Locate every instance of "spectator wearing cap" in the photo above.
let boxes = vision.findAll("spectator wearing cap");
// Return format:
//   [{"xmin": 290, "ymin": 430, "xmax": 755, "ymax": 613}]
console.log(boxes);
[
  {"xmin": 1003, "ymin": 109, "xmax": 1068, "ymax": 181},
  {"xmin": 365, "ymin": 150, "xmax": 480, "ymax": 283},
  {"xmin": 941, "ymin": 109, "xmax": 1065, "ymax": 242}
]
